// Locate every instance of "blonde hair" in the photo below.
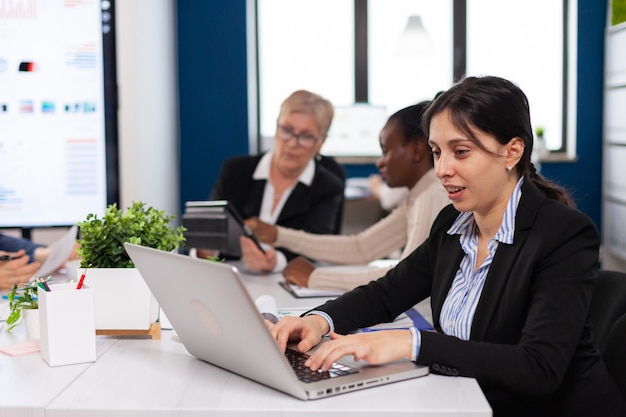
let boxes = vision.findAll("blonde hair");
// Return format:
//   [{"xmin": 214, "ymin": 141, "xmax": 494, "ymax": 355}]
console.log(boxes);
[{"xmin": 278, "ymin": 90, "xmax": 334, "ymax": 137}]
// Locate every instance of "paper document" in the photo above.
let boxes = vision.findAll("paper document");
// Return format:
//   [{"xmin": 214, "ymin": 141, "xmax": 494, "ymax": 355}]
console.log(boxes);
[
  {"xmin": 36, "ymin": 225, "xmax": 78, "ymax": 277},
  {"xmin": 312, "ymin": 259, "xmax": 399, "ymax": 275},
  {"xmin": 279, "ymin": 282, "xmax": 343, "ymax": 299},
  {"xmin": 277, "ymin": 259, "xmax": 399, "ymax": 299},
  {"xmin": 254, "ymin": 295, "xmax": 311, "ymax": 319},
  {"xmin": 277, "ymin": 307, "xmax": 310, "ymax": 318},
  {"xmin": 368, "ymin": 258, "xmax": 399, "ymax": 268},
  {"xmin": 0, "ymin": 340, "xmax": 41, "ymax": 356}
]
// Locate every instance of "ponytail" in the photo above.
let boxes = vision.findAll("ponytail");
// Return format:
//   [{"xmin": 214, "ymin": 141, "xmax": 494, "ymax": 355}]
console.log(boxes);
[{"xmin": 526, "ymin": 163, "xmax": 575, "ymax": 207}]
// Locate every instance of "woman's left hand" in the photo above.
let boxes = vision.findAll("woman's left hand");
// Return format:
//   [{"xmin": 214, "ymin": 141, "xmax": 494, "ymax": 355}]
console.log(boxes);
[
  {"xmin": 240, "ymin": 236, "xmax": 277, "ymax": 272},
  {"xmin": 244, "ymin": 217, "xmax": 278, "ymax": 244},
  {"xmin": 283, "ymin": 256, "xmax": 315, "ymax": 287},
  {"xmin": 305, "ymin": 329, "xmax": 413, "ymax": 372}
]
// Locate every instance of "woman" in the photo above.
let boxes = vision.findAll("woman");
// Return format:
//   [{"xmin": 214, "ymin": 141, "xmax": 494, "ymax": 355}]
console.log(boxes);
[
  {"xmin": 243, "ymin": 102, "xmax": 450, "ymax": 292},
  {"xmin": 367, "ymin": 174, "xmax": 409, "ymax": 211},
  {"xmin": 205, "ymin": 90, "xmax": 344, "ymax": 273},
  {"xmin": 268, "ymin": 76, "xmax": 623, "ymax": 416},
  {"xmin": 0, "ymin": 233, "xmax": 79, "ymax": 290},
  {"xmin": 0, "ymin": 234, "xmax": 43, "ymax": 290}
]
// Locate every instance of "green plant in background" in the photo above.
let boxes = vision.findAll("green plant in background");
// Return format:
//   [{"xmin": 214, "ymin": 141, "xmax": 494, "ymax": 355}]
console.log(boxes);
[
  {"xmin": 614, "ymin": 0, "xmax": 626, "ymax": 26},
  {"xmin": 203, "ymin": 255, "xmax": 224, "ymax": 263},
  {"xmin": 76, "ymin": 202, "xmax": 186, "ymax": 268},
  {"xmin": 6, "ymin": 279, "xmax": 46, "ymax": 332}
]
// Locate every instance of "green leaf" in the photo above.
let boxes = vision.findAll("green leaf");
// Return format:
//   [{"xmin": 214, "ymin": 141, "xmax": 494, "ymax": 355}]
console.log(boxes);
[
  {"xmin": 5, "ymin": 278, "xmax": 50, "ymax": 333},
  {"xmin": 77, "ymin": 201, "xmax": 186, "ymax": 268}
]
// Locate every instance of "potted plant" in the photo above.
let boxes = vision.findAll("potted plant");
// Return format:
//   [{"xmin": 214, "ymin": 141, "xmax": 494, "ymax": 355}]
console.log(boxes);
[
  {"xmin": 6, "ymin": 278, "xmax": 51, "ymax": 338},
  {"xmin": 75, "ymin": 201, "xmax": 185, "ymax": 330}
]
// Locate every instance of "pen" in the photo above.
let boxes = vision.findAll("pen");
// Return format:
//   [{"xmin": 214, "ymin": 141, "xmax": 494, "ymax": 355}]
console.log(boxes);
[
  {"xmin": 76, "ymin": 269, "xmax": 87, "ymax": 289},
  {"xmin": 243, "ymin": 225, "xmax": 267, "ymax": 254},
  {"xmin": 0, "ymin": 254, "xmax": 24, "ymax": 261},
  {"xmin": 35, "ymin": 278, "xmax": 51, "ymax": 292},
  {"xmin": 360, "ymin": 327, "xmax": 411, "ymax": 332}
]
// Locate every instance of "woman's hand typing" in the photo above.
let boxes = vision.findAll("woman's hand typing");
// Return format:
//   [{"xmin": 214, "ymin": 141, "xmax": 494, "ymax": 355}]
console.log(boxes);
[{"xmin": 305, "ymin": 330, "xmax": 414, "ymax": 372}]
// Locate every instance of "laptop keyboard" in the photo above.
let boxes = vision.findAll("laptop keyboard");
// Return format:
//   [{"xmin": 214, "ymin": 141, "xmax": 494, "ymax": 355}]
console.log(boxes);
[{"xmin": 285, "ymin": 348, "xmax": 359, "ymax": 383}]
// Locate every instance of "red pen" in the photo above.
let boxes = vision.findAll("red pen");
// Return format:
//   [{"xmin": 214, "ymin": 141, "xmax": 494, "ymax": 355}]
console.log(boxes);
[{"xmin": 76, "ymin": 269, "xmax": 87, "ymax": 289}]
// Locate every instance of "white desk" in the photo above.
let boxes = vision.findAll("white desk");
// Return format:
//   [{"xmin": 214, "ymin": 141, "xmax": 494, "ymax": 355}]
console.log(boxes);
[
  {"xmin": 1, "ymin": 264, "xmax": 492, "ymax": 417},
  {"xmin": 0, "ymin": 324, "xmax": 117, "ymax": 417}
]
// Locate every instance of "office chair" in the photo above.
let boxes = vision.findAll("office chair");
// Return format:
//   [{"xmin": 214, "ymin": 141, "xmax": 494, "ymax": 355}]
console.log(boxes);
[{"xmin": 590, "ymin": 269, "xmax": 626, "ymax": 401}]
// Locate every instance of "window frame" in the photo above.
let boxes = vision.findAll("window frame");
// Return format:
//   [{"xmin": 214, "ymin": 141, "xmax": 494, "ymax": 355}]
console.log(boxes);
[{"xmin": 249, "ymin": 0, "xmax": 576, "ymax": 160}]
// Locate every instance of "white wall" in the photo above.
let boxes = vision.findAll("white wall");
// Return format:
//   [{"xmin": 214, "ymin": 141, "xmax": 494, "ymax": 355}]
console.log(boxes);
[{"xmin": 116, "ymin": 0, "xmax": 179, "ymax": 221}]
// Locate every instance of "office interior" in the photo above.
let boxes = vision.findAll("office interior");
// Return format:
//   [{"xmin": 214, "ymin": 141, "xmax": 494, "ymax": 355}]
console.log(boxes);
[{"xmin": 3, "ymin": 0, "xmax": 626, "ymax": 274}]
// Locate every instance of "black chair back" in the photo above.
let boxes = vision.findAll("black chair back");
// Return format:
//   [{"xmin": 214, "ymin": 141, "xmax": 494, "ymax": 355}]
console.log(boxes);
[
  {"xmin": 317, "ymin": 155, "xmax": 346, "ymax": 234},
  {"xmin": 590, "ymin": 270, "xmax": 626, "ymax": 400}
]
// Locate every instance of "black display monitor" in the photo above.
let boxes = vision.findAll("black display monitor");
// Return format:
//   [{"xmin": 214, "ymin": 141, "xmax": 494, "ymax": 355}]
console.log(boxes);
[{"xmin": 0, "ymin": 0, "xmax": 119, "ymax": 231}]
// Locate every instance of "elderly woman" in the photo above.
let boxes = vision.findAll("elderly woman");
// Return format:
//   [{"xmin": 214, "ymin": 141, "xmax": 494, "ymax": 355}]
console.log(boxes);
[
  {"xmin": 243, "ymin": 101, "xmax": 450, "ymax": 292},
  {"xmin": 203, "ymin": 90, "xmax": 344, "ymax": 273}
]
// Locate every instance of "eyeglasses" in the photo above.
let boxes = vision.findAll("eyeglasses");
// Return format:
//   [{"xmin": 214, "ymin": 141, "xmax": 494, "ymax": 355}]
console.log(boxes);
[{"xmin": 276, "ymin": 125, "xmax": 320, "ymax": 148}]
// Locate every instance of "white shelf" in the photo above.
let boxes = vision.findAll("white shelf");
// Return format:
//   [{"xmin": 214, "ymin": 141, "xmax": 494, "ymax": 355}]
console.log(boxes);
[
  {"xmin": 604, "ymin": 145, "xmax": 626, "ymax": 201},
  {"xmin": 605, "ymin": 25, "xmax": 626, "ymax": 86},
  {"xmin": 603, "ymin": 13, "xmax": 626, "ymax": 263}
]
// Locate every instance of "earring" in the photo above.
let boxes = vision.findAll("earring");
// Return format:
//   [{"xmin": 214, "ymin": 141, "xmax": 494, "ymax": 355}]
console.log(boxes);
[{"xmin": 507, "ymin": 166, "xmax": 513, "ymax": 174}]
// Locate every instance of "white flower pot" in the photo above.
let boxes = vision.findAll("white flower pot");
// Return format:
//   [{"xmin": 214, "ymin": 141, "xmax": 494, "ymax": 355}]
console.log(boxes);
[
  {"xmin": 77, "ymin": 267, "xmax": 158, "ymax": 330},
  {"xmin": 23, "ymin": 308, "xmax": 40, "ymax": 340}
]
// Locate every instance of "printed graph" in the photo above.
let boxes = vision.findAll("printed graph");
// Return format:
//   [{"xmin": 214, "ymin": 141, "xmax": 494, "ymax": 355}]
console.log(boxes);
[
  {"xmin": 63, "ymin": 0, "xmax": 95, "ymax": 8},
  {"xmin": 65, "ymin": 42, "xmax": 97, "ymax": 70},
  {"xmin": 0, "ymin": 0, "xmax": 37, "ymax": 20}
]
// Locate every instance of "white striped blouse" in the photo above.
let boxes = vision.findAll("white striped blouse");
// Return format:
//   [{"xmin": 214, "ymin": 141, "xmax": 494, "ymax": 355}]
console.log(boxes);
[{"xmin": 438, "ymin": 178, "xmax": 524, "ymax": 340}]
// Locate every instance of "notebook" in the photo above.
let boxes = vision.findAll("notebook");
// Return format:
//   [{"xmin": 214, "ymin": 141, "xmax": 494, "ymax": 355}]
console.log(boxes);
[{"xmin": 124, "ymin": 243, "xmax": 429, "ymax": 400}]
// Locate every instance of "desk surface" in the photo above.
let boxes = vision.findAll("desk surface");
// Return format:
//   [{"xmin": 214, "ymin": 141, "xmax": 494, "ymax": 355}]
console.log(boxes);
[{"xmin": 1, "ymin": 263, "xmax": 492, "ymax": 417}]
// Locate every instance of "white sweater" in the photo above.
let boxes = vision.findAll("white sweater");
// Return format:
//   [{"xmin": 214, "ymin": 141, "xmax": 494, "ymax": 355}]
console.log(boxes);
[{"xmin": 274, "ymin": 169, "xmax": 450, "ymax": 291}]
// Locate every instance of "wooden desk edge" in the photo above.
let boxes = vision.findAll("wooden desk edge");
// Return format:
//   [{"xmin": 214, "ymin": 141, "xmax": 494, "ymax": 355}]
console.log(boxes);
[{"xmin": 96, "ymin": 322, "xmax": 161, "ymax": 340}]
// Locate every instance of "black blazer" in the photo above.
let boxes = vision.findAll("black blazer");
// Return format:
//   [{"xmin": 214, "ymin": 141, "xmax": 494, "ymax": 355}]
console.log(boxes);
[
  {"xmin": 210, "ymin": 154, "xmax": 344, "ymax": 260},
  {"xmin": 317, "ymin": 180, "xmax": 623, "ymax": 416}
]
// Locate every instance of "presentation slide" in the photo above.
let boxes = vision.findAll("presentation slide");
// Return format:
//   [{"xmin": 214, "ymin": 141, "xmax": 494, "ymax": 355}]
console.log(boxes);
[
  {"xmin": 0, "ymin": 0, "xmax": 111, "ymax": 227},
  {"xmin": 322, "ymin": 104, "xmax": 388, "ymax": 158}
]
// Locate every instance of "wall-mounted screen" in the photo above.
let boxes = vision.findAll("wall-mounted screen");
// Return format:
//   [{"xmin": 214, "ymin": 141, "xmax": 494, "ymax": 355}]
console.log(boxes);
[
  {"xmin": 0, "ymin": 0, "xmax": 118, "ymax": 228},
  {"xmin": 321, "ymin": 104, "xmax": 387, "ymax": 161}
]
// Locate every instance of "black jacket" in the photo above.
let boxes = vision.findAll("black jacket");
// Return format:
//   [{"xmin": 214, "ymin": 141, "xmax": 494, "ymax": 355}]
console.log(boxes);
[
  {"xmin": 210, "ymin": 153, "xmax": 344, "ymax": 260},
  {"xmin": 317, "ymin": 179, "xmax": 623, "ymax": 416}
]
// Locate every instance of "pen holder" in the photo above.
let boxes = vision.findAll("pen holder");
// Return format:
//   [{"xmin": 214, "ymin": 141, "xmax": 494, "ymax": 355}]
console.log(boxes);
[{"xmin": 38, "ymin": 283, "xmax": 96, "ymax": 367}]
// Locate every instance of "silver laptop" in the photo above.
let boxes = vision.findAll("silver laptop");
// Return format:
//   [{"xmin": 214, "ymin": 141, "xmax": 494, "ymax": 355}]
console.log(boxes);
[{"xmin": 124, "ymin": 243, "xmax": 429, "ymax": 400}]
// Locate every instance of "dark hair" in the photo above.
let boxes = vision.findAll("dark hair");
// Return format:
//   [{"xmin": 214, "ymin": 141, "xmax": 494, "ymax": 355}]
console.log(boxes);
[
  {"xmin": 387, "ymin": 100, "xmax": 433, "ymax": 165},
  {"xmin": 422, "ymin": 76, "xmax": 574, "ymax": 207}
]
